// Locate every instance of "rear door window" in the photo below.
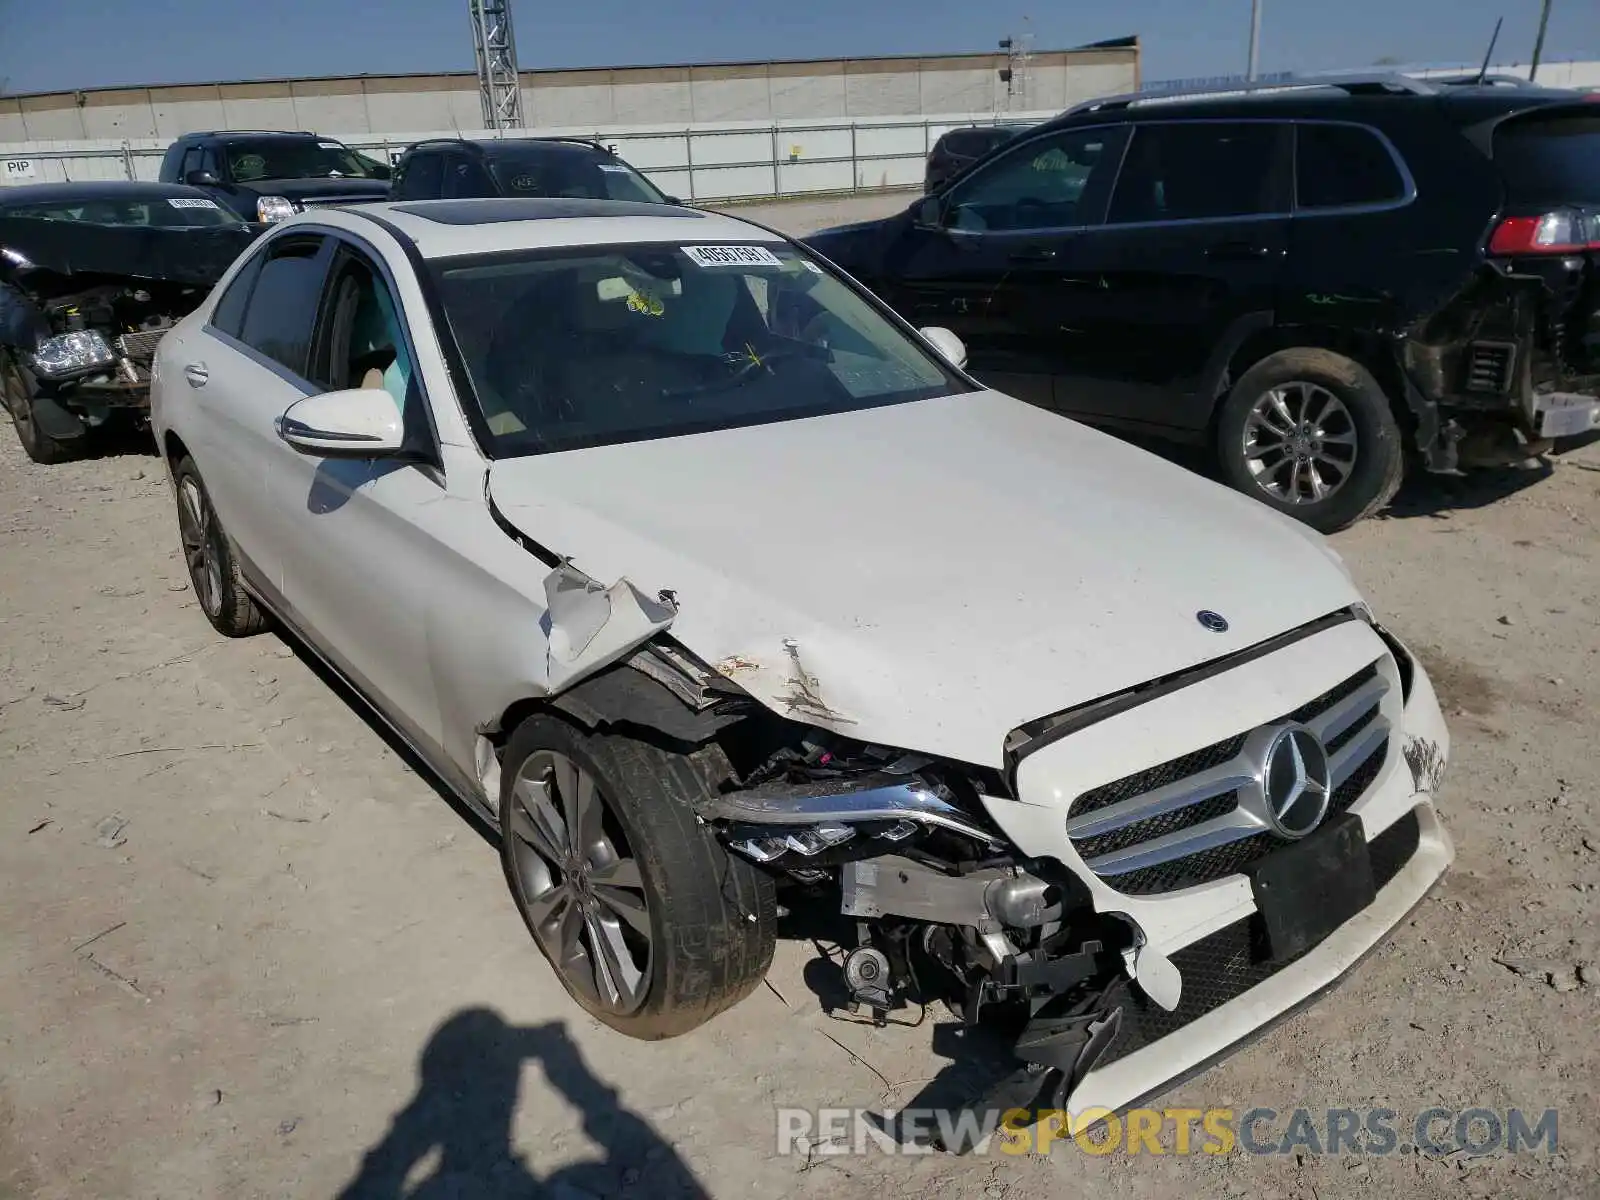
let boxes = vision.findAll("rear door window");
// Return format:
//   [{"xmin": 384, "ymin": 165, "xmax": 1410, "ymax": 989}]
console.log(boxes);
[
  {"xmin": 1108, "ymin": 122, "xmax": 1290, "ymax": 224},
  {"xmin": 236, "ymin": 236, "xmax": 331, "ymax": 378},
  {"xmin": 1494, "ymin": 113, "xmax": 1600, "ymax": 203},
  {"xmin": 1296, "ymin": 123, "xmax": 1407, "ymax": 209}
]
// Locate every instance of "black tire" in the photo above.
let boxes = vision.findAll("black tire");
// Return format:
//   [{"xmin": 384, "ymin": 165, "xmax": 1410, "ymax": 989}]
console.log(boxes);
[
  {"xmin": 1215, "ymin": 348, "xmax": 1405, "ymax": 533},
  {"xmin": 499, "ymin": 714, "xmax": 776, "ymax": 1039},
  {"xmin": 1, "ymin": 351, "xmax": 79, "ymax": 465},
  {"xmin": 171, "ymin": 455, "xmax": 269, "ymax": 637}
]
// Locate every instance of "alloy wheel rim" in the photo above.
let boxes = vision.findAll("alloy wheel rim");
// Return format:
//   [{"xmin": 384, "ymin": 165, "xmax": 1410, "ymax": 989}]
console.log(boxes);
[
  {"xmin": 506, "ymin": 750, "xmax": 652, "ymax": 1015},
  {"xmin": 177, "ymin": 478, "xmax": 223, "ymax": 617},
  {"xmin": 1242, "ymin": 381, "xmax": 1359, "ymax": 505}
]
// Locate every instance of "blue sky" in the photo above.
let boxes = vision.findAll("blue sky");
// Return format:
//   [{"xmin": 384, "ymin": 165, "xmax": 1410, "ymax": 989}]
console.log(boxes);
[{"xmin": 0, "ymin": 0, "xmax": 1596, "ymax": 95}]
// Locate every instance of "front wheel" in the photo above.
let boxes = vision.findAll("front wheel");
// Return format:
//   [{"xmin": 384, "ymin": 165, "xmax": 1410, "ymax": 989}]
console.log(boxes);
[
  {"xmin": 2, "ymin": 352, "xmax": 79, "ymax": 465},
  {"xmin": 1215, "ymin": 348, "xmax": 1405, "ymax": 533},
  {"xmin": 499, "ymin": 714, "xmax": 775, "ymax": 1039}
]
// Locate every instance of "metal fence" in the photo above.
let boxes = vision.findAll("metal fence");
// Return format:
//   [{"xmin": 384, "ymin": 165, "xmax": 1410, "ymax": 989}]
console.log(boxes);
[{"xmin": 0, "ymin": 111, "xmax": 1059, "ymax": 203}]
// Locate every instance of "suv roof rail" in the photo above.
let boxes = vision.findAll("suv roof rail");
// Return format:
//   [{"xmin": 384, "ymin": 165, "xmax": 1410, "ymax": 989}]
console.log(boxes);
[
  {"xmin": 1067, "ymin": 71, "xmax": 1439, "ymax": 114},
  {"xmin": 184, "ymin": 129, "xmax": 321, "ymax": 138},
  {"xmin": 503, "ymin": 135, "xmax": 616, "ymax": 153},
  {"xmin": 1424, "ymin": 72, "xmax": 1545, "ymax": 89},
  {"xmin": 403, "ymin": 137, "xmax": 470, "ymax": 151}
]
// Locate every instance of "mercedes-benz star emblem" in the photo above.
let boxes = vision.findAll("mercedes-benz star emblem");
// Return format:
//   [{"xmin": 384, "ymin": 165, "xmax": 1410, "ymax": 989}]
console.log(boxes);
[
  {"xmin": 1257, "ymin": 724, "xmax": 1332, "ymax": 839},
  {"xmin": 1196, "ymin": 610, "xmax": 1230, "ymax": 633}
]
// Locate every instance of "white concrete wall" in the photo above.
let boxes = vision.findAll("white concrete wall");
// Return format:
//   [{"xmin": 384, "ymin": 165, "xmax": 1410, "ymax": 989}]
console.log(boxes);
[
  {"xmin": 0, "ymin": 110, "xmax": 1062, "ymax": 201},
  {"xmin": 1410, "ymin": 60, "xmax": 1600, "ymax": 89},
  {"xmin": 0, "ymin": 48, "xmax": 1137, "ymax": 140}
]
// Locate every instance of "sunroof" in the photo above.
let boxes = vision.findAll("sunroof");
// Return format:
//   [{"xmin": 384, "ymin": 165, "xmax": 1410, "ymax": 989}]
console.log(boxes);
[{"xmin": 391, "ymin": 198, "xmax": 705, "ymax": 225}]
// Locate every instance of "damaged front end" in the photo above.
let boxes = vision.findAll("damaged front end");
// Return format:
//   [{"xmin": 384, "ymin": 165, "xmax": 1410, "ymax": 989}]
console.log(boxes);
[
  {"xmin": 696, "ymin": 720, "xmax": 1153, "ymax": 1122},
  {"xmin": 528, "ymin": 561, "xmax": 1155, "ymax": 1126},
  {"xmin": 0, "ymin": 217, "xmax": 256, "ymax": 447}
]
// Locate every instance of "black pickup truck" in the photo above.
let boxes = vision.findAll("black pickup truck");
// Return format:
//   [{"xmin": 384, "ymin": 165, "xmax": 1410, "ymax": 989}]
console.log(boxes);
[{"xmin": 158, "ymin": 130, "xmax": 391, "ymax": 225}]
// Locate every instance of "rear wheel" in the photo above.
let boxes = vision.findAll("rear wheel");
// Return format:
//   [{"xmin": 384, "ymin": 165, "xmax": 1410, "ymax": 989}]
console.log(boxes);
[
  {"xmin": 2, "ymin": 352, "xmax": 78, "ymax": 465},
  {"xmin": 171, "ymin": 456, "xmax": 269, "ymax": 637},
  {"xmin": 499, "ymin": 714, "xmax": 775, "ymax": 1039},
  {"xmin": 1215, "ymin": 347, "xmax": 1404, "ymax": 533}
]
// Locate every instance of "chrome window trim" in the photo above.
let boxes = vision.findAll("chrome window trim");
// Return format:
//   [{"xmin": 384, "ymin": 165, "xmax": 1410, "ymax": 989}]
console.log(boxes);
[
  {"xmin": 1290, "ymin": 119, "xmax": 1419, "ymax": 218},
  {"xmin": 935, "ymin": 115, "xmax": 1417, "ymax": 238}
]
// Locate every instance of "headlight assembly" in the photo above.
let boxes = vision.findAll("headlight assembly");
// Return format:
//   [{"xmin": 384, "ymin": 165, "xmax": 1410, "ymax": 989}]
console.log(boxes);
[
  {"xmin": 256, "ymin": 195, "xmax": 298, "ymax": 224},
  {"xmin": 32, "ymin": 330, "xmax": 115, "ymax": 379}
]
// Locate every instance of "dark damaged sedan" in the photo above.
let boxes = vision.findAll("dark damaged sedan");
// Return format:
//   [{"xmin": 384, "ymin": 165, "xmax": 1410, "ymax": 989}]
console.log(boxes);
[{"xmin": 0, "ymin": 181, "xmax": 256, "ymax": 462}]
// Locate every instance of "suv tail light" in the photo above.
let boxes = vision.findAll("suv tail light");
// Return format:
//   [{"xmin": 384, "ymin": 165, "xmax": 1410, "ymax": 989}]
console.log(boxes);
[{"xmin": 1488, "ymin": 208, "xmax": 1597, "ymax": 255}]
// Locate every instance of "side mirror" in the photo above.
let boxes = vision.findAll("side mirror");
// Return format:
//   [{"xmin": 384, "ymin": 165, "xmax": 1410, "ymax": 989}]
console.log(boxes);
[
  {"xmin": 371, "ymin": 163, "xmax": 393, "ymax": 181},
  {"xmin": 913, "ymin": 194, "xmax": 946, "ymax": 229},
  {"xmin": 663, "ymin": 194, "xmax": 684, "ymax": 206},
  {"xmin": 276, "ymin": 388, "xmax": 404, "ymax": 458},
  {"xmin": 185, "ymin": 169, "xmax": 220, "ymax": 187},
  {"xmin": 919, "ymin": 326, "xmax": 967, "ymax": 369}
]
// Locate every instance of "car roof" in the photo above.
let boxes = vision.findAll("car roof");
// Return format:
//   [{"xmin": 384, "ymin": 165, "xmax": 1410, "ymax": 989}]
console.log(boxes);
[
  {"xmin": 0, "ymin": 180, "xmax": 223, "ymax": 207},
  {"xmin": 1043, "ymin": 84, "xmax": 1582, "ymax": 131},
  {"xmin": 297, "ymin": 197, "xmax": 785, "ymax": 258},
  {"xmin": 175, "ymin": 129, "xmax": 322, "ymax": 140},
  {"xmin": 405, "ymin": 137, "xmax": 613, "ymax": 159}
]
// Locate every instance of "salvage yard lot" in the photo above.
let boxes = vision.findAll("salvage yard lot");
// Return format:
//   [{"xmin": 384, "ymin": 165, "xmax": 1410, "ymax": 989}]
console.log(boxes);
[{"xmin": 2, "ymin": 194, "xmax": 1599, "ymax": 1200}]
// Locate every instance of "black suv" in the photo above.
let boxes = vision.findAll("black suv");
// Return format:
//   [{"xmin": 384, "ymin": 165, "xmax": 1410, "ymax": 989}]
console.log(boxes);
[
  {"xmin": 807, "ymin": 76, "xmax": 1600, "ymax": 530},
  {"xmin": 925, "ymin": 123, "xmax": 1033, "ymax": 192},
  {"xmin": 389, "ymin": 137, "xmax": 674, "ymax": 205},
  {"xmin": 159, "ymin": 131, "xmax": 391, "ymax": 225}
]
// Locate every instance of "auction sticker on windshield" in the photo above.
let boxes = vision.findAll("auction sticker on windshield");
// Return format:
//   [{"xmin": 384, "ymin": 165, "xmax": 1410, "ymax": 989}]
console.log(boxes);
[
  {"xmin": 167, "ymin": 198, "xmax": 219, "ymax": 209},
  {"xmin": 682, "ymin": 244, "xmax": 782, "ymax": 268}
]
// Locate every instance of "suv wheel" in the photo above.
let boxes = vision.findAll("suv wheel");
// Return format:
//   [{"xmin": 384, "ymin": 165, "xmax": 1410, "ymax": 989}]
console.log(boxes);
[
  {"xmin": 499, "ymin": 714, "xmax": 775, "ymax": 1039},
  {"xmin": 171, "ymin": 456, "xmax": 270, "ymax": 637},
  {"xmin": 2, "ymin": 352, "xmax": 78, "ymax": 465},
  {"xmin": 1216, "ymin": 348, "xmax": 1404, "ymax": 532}
]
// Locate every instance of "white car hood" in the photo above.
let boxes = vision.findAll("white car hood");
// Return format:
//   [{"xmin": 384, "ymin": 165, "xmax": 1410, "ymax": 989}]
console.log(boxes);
[{"xmin": 487, "ymin": 391, "xmax": 1362, "ymax": 768}]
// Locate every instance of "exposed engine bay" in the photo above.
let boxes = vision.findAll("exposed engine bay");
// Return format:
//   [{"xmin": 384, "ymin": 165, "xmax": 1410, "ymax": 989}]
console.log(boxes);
[
  {"xmin": 0, "ymin": 213, "xmax": 257, "ymax": 458},
  {"xmin": 543, "ymin": 636, "xmax": 1174, "ymax": 1124},
  {"xmin": 17, "ymin": 280, "xmax": 195, "ymax": 405}
]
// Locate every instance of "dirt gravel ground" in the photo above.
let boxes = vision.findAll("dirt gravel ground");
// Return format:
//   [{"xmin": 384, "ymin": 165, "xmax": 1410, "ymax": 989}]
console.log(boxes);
[{"xmin": 3, "ymin": 192, "xmax": 1600, "ymax": 1200}]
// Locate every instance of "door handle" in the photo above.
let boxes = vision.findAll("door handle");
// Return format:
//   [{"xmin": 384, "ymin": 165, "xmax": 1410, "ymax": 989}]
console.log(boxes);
[
  {"xmin": 1008, "ymin": 246, "xmax": 1058, "ymax": 263},
  {"xmin": 1205, "ymin": 241, "xmax": 1273, "ymax": 261},
  {"xmin": 183, "ymin": 363, "xmax": 209, "ymax": 388}
]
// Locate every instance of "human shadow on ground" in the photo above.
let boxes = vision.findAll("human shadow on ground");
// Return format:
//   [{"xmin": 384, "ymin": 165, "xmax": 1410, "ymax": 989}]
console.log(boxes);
[{"xmin": 338, "ymin": 1008, "xmax": 710, "ymax": 1199}]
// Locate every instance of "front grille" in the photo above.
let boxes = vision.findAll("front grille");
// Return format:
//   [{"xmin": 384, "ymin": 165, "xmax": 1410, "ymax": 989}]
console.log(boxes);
[
  {"xmin": 1099, "ymin": 805, "xmax": 1425, "ymax": 1066},
  {"xmin": 298, "ymin": 195, "xmax": 379, "ymax": 209},
  {"xmin": 1066, "ymin": 660, "xmax": 1391, "ymax": 896},
  {"xmin": 116, "ymin": 327, "xmax": 168, "ymax": 359},
  {"xmin": 1465, "ymin": 341, "xmax": 1515, "ymax": 394}
]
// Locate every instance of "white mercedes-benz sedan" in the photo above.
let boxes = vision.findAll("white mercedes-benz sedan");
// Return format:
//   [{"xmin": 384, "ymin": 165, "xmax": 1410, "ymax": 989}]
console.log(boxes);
[{"xmin": 151, "ymin": 197, "xmax": 1453, "ymax": 1122}]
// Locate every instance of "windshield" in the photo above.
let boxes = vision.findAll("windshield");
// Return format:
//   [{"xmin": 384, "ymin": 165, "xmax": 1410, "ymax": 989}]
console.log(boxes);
[
  {"xmin": 224, "ymin": 138, "xmax": 385, "ymax": 182},
  {"xmin": 0, "ymin": 195, "xmax": 242, "ymax": 228},
  {"xmin": 432, "ymin": 240, "xmax": 967, "ymax": 457},
  {"xmin": 488, "ymin": 150, "xmax": 666, "ymax": 204}
]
